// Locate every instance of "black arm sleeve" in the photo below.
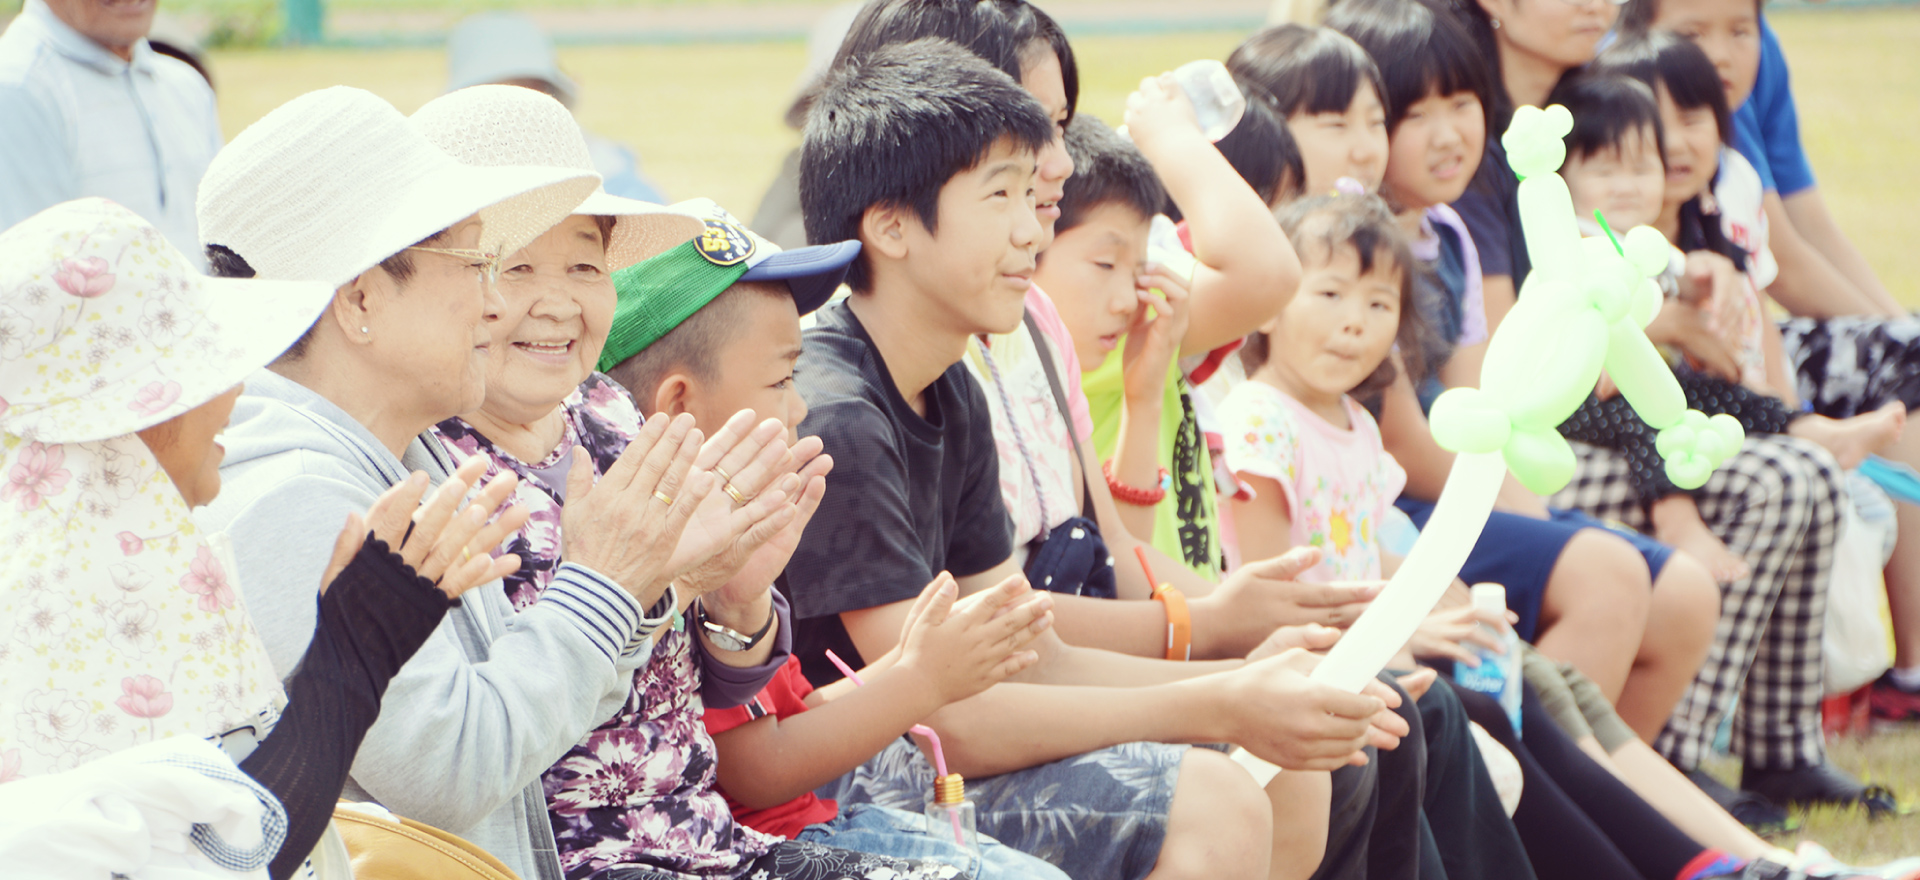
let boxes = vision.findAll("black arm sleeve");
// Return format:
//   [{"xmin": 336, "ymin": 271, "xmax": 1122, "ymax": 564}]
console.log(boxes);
[{"xmin": 240, "ymin": 536, "xmax": 458, "ymax": 880}]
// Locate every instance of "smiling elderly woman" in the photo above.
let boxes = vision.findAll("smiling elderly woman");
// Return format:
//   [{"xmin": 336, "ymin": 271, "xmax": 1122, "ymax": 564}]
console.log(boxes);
[
  {"xmin": 407, "ymin": 85, "xmax": 937, "ymax": 880},
  {"xmin": 0, "ymin": 199, "xmax": 527, "ymax": 880},
  {"xmin": 191, "ymin": 85, "xmax": 805, "ymax": 880}
]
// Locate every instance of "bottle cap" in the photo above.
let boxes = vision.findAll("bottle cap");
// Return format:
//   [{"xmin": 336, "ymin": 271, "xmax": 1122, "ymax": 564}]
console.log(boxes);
[
  {"xmin": 1469, "ymin": 583, "xmax": 1507, "ymax": 618},
  {"xmin": 934, "ymin": 773, "xmax": 966, "ymax": 805}
]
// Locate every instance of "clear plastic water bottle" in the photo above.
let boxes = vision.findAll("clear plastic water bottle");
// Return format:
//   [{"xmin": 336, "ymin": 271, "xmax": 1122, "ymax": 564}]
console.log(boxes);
[
  {"xmin": 1453, "ymin": 583, "xmax": 1523, "ymax": 737},
  {"xmin": 1169, "ymin": 59, "xmax": 1246, "ymax": 142},
  {"xmin": 924, "ymin": 773, "xmax": 979, "ymax": 855}
]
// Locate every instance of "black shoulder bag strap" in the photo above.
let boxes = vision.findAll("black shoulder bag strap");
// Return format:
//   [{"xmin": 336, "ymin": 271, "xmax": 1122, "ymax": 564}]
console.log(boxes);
[{"xmin": 1025, "ymin": 311, "xmax": 1095, "ymax": 515}]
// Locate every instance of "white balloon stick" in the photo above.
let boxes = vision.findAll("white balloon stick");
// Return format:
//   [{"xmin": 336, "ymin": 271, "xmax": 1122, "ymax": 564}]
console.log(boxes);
[{"xmin": 1228, "ymin": 451, "xmax": 1508, "ymax": 785}]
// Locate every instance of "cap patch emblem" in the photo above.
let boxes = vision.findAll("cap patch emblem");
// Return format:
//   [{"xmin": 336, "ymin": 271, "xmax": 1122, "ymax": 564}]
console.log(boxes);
[{"xmin": 696, "ymin": 219, "xmax": 755, "ymax": 266}]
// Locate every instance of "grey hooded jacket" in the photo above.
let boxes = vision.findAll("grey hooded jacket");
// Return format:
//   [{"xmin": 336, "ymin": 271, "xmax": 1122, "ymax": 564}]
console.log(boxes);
[{"xmin": 199, "ymin": 370, "xmax": 655, "ymax": 880}]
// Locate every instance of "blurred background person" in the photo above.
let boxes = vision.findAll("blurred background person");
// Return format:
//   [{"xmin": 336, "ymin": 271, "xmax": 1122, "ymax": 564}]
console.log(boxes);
[
  {"xmin": 446, "ymin": 10, "xmax": 667, "ymax": 204},
  {"xmin": 0, "ymin": 0, "xmax": 221, "ymax": 265}
]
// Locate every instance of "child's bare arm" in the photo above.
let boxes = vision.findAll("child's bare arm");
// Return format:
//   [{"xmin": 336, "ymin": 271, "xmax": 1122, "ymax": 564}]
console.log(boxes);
[
  {"xmin": 1232, "ymin": 474, "xmax": 1298, "ymax": 565},
  {"xmin": 1758, "ymin": 299, "xmax": 1799, "ymax": 407},
  {"xmin": 1376, "ymin": 356, "xmax": 1455, "ymax": 503},
  {"xmin": 1125, "ymin": 74, "xmax": 1299, "ymax": 357},
  {"xmin": 1760, "ymin": 192, "xmax": 1890, "ymax": 319},
  {"xmin": 1109, "ymin": 274, "xmax": 1188, "ymax": 541}
]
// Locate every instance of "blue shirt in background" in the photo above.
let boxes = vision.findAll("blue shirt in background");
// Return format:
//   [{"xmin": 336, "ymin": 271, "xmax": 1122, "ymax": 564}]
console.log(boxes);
[{"xmin": 1732, "ymin": 15, "xmax": 1817, "ymax": 197}]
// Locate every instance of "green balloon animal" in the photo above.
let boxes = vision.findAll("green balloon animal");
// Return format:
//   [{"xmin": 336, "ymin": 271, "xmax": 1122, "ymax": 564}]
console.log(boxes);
[{"xmin": 1427, "ymin": 104, "xmax": 1745, "ymax": 494}]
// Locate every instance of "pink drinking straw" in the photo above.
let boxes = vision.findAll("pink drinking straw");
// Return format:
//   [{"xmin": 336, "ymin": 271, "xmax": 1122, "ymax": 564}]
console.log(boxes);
[{"xmin": 824, "ymin": 649, "xmax": 967, "ymax": 846}]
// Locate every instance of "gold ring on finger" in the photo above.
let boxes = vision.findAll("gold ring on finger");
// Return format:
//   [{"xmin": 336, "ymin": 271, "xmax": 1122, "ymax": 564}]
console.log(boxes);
[
  {"xmin": 723, "ymin": 482, "xmax": 751, "ymax": 505},
  {"xmin": 712, "ymin": 464, "xmax": 734, "ymax": 484},
  {"xmin": 653, "ymin": 490, "xmax": 675, "ymax": 507},
  {"xmin": 462, "ymin": 547, "xmax": 471, "ymax": 563}
]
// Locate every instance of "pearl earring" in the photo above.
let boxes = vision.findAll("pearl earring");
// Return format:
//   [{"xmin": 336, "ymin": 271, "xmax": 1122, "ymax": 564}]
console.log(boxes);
[
  {"xmin": 360, "ymin": 326, "xmax": 370, "ymax": 335},
  {"xmin": 1491, "ymin": 17, "xmax": 1501, "ymax": 28}
]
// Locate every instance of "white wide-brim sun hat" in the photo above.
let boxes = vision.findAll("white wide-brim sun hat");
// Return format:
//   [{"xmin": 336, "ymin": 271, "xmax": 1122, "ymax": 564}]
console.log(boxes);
[
  {"xmin": 412, "ymin": 84, "xmax": 706, "ymax": 271},
  {"xmin": 0, "ymin": 199, "xmax": 335, "ymax": 444},
  {"xmin": 197, "ymin": 86, "xmax": 601, "ymax": 289}
]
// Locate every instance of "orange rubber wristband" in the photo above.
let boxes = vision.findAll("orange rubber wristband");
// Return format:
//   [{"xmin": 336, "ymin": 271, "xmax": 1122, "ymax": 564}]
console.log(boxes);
[{"xmin": 1152, "ymin": 584, "xmax": 1191, "ymax": 661}]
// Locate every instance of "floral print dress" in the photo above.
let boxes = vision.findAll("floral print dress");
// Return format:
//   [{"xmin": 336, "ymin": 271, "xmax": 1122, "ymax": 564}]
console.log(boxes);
[
  {"xmin": 1218, "ymin": 381, "xmax": 1406, "ymax": 583},
  {"xmin": 435, "ymin": 374, "xmax": 779, "ymax": 879}
]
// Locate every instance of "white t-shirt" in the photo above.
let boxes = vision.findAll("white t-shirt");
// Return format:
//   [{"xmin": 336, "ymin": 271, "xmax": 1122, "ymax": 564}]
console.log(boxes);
[
  {"xmin": 1713, "ymin": 148, "xmax": 1778, "ymax": 290},
  {"xmin": 964, "ymin": 286, "xmax": 1096, "ymax": 559}
]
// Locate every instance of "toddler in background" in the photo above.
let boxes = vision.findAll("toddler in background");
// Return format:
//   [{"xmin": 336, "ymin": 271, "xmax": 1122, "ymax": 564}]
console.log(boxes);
[
  {"xmin": 1221, "ymin": 193, "xmax": 1422, "ymax": 584},
  {"xmin": 1227, "ymin": 24, "xmax": 1389, "ymax": 200},
  {"xmin": 1548, "ymin": 71, "xmax": 1902, "ymax": 583}
]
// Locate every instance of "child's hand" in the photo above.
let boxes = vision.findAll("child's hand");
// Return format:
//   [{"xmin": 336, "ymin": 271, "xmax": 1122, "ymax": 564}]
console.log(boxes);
[
  {"xmin": 1122, "ymin": 73, "xmax": 1203, "ymax": 150},
  {"xmin": 1646, "ymin": 298, "xmax": 1741, "ymax": 382},
  {"xmin": 1394, "ymin": 667, "xmax": 1438, "ymax": 701},
  {"xmin": 1594, "ymin": 370, "xmax": 1619, "ymax": 400},
  {"xmin": 1121, "ymin": 264, "xmax": 1191, "ymax": 404},
  {"xmin": 1244, "ymin": 623, "xmax": 1342, "ymax": 663},
  {"xmin": 1683, "ymin": 250, "xmax": 1748, "ymax": 349},
  {"xmin": 895, "ymin": 572, "xmax": 1054, "ymax": 705},
  {"xmin": 1403, "ymin": 606, "xmax": 1497, "ymax": 666},
  {"xmin": 1218, "ymin": 652, "xmax": 1410, "ymax": 770}
]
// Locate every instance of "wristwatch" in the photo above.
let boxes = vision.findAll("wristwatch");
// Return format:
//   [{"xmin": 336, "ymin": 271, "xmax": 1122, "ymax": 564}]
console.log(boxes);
[{"xmin": 692, "ymin": 597, "xmax": 776, "ymax": 652}]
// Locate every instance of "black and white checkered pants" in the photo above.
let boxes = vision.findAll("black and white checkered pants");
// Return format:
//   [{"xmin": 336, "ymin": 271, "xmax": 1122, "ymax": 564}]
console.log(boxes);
[
  {"xmin": 1779, "ymin": 315, "xmax": 1920, "ymax": 417},
  {"xmin": 1549, "ymin": 434, "xmax": 1844, "ymax": 771}
]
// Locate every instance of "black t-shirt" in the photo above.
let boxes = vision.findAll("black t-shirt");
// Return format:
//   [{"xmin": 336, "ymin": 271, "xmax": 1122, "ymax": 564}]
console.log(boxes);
[
  {"xmin": 783, "ymin": 300, "xmax": 1015, "ymax": 685},
  {"xmin": 1452, "ymin": 140, "xmax": 1531, "ymax": 289}
]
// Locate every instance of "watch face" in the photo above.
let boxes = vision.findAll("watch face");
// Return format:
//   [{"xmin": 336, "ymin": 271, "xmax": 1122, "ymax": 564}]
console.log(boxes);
[
  {"xmin": 700, "ymin": 621, "xmax": 750, "ymax": 652},
  {"xmin": 696, "ymin": 600, "xmax": 774, "ymax": 652}
]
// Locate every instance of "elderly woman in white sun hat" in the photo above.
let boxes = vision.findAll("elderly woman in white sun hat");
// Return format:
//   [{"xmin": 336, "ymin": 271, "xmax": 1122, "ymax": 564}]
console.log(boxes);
[
  {"xmin": 410, "ymin": 84, "xmax": 856, "ymax": 879},
  {"xmin": 0, "ymin": 198, "xmax": 530, "ymax": 880},
  {"xmin": 193, "ymin": 86, "xmax": 801, "ymax": 880}
]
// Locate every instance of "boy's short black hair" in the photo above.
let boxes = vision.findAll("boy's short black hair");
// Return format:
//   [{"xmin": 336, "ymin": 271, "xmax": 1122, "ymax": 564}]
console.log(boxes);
[
  {"xmin": 1226, "ymin": 25, "xmax": 1386, "ymax": 122},
  {"xmin": 1547, "ymin": 72, "xmax": 1666, "ymax": 166},
  {"xmin": 1054, "ymin": 114, "xmax": 1168, "ymax": 239},
  {"xmin": 605, "ymin": 281, "xmax": 790, "ymax": 408},
  {"xmin": 1210, "ymin": 81, "xmax": 1304, "ymax": 209},
  {"xmin": 800, "ymin": 37, "xmax": 1053, "ymax": 292},
  {"xmin": 1593, "ymin": 30, "xmax": 1732, "ymax": 146},
  {"xmin": 1240, "ymin": 193, "xmax": 1428, "ymax": 400},
  {"xmin": 1327, "ymin": 0, "xmax": 1493, "ymax": 138}
]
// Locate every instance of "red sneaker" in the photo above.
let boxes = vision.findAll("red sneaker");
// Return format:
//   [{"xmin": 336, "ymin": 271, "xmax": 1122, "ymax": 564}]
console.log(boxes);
[{"xmin": 1869, "ymin": 672, "xmax": 1920, "ymax": 722}]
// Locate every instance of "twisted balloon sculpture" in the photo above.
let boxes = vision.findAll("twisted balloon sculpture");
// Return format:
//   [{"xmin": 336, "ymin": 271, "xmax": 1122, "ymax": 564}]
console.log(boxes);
[{"xmin": 1232, "ymin": 105, "xmax": 1743, "ymax": 783}]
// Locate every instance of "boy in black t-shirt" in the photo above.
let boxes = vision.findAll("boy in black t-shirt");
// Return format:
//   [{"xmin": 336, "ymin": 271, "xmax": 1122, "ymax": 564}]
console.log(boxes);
[{"xmin": 783, "ymin": 38, "xmax": 1415, "ymax": 880}]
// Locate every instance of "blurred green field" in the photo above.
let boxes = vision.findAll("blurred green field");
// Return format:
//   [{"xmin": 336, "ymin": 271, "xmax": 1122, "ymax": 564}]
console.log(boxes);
[
  {"xmin": 205, "ymin": 30, "xmax": 1257, "ymax": 223},
  {"xmin": 196, "ymin": 5, "xmax": 1920, "ymax": 862},
  {"xmin": 203, "ymin": 8, "xmax": 1919, "ymax": 304}
]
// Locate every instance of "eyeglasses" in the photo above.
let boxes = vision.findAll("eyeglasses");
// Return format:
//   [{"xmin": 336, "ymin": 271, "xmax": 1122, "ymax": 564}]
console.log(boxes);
[{"xmin": 407, "ymin": 246, "xmax": 501, "ymax": 285}]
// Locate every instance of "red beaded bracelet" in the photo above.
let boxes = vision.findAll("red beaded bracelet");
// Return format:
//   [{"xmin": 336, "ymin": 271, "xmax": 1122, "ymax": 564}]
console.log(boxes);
[{"xmin": 1103, "ymin": 459, "xmax": 1169, "ymax": 506}]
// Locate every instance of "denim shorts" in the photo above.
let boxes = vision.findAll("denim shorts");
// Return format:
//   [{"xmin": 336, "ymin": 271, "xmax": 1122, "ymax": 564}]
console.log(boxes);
[
  {"xmin": 800, "ymin": 802, "xmax": 1070, "ymax": 880},
  {"xmin": 817, "ymin": 738, "xmax": 1187, "ymax": 880}
]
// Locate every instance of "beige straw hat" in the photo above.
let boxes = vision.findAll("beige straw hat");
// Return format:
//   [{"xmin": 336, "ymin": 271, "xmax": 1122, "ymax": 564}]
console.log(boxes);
[
  {"xmin": 196, "ymin": 86, "xmax": 601, "ymax": 289},
  {"xmin": 412, "ymin": 84, "xmax": 705, "ymax": 270}
]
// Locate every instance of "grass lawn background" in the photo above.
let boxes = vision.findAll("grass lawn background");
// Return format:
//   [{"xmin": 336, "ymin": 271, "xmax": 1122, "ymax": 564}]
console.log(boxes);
[{"xmin": 196, "ymin": 5, "xmax": 1918, "ymax": 863}]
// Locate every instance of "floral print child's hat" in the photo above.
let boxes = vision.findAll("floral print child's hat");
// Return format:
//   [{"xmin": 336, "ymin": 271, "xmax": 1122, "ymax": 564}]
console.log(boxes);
[{"xmin": 0, "ymin": 198, "xmax": 333, "ymax": 444}]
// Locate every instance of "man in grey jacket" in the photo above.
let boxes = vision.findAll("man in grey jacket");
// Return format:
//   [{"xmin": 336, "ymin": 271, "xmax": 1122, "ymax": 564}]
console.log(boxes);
[{"xmin": 193, "ymin": 87, "xmax": 796, "ymax": 880}]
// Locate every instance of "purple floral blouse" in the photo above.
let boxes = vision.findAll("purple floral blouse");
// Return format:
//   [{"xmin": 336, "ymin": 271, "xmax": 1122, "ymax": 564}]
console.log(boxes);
[{"xmin": 434, "ymin": 374, "xmax": 781, "ymax": 879}]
